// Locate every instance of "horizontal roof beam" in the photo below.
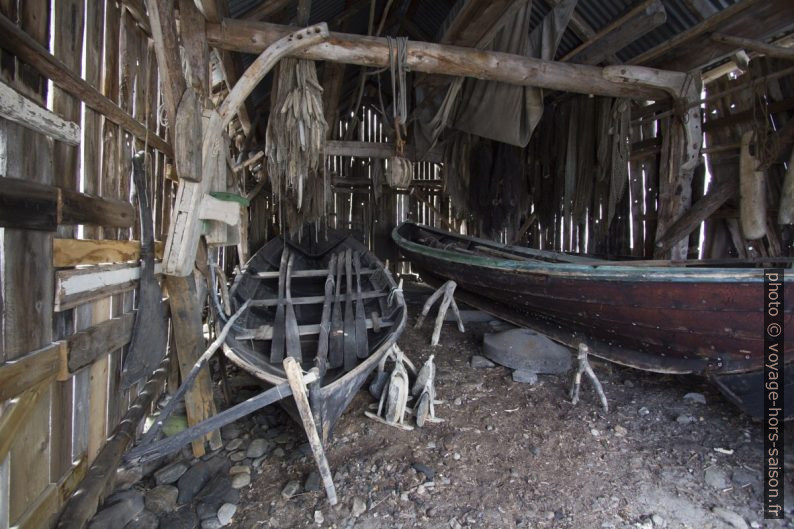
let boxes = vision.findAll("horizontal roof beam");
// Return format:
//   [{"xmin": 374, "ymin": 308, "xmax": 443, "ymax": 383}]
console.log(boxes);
[{"xmin": 206, "ymin": 18, "xmax": 688, "ymax": 101}]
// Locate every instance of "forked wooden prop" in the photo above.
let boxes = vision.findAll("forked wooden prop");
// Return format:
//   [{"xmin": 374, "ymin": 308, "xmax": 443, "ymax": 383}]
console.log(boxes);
[
  {"xmin": 415, "ymin": 280, "xmax": 465, "ymax": 346},
  {"xmin": 163, "ymin": 23, "xmax": 331, "ymax": 276},
  {"xmin": 570, "ymin": 343, "xmax": 609, "ymax": 412}
]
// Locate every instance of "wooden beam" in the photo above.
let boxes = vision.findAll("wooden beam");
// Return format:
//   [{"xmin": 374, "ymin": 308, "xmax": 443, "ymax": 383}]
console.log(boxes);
[
  {"xmin": 0, "ymin": 80, "xmax": 80, "ymax": 144},
  {"xmin": 629, "ymin": 0, "xmax": 794, "ymax": 71},
  {"xmin": 324, "ymin": 140, "xmax": 443, "ymax": 162},
  {"xmin": 0, "ymin": 13, "xmax": 172, "ymax": 156},
  {"xmin": 66, "ymin": 312, "xmax": 136, "ymax": 373},
  {"xmin": 178, "ymin": 0, "xmax": 210, "ymax": 95},
  {"xmin": 120, "ymin": 0, "xmax": 152, "ymax": 34},
  {"xmin": 147, "ymin": 0, "xmax": 187, "ymax": 125},
  {"xmin": 0, "ymin": 176, "xmax": 59, "ymax": 231},
  {"xmin": 54, "ymin": 262, "xmax": 163, "ymax": 311},
  {"xmin": 55, "ymin": 355, "xmax": 170, "ymax": 529},
  {"xmin": 198, "ymin": 0, "xmax": 253, "ymax": 134},
  {"xmin": 0, "ymin": 342, "xmax": 64, "ymax": 403},
  {"xmin": 53, "ymin": 238, "xmax": 164, "ymax": 267},
  {"xmin": 60, "ymin": 187, "xmax": 136, "ymax": 229},
  {"xmin": 207, "ymin": 19, "xmax": 682, "ymax": 100},
  {"xmin": 681, "ymin": 0, "xmax": 717, "ymax": 20},
  {"xmin": 561, "ymin": 0, "xmax": 667, "ymax": 65},
  {"xmin": 654, "ymin": 179, "xmax": 739, "ymax": 254},
  {"xmin": 711, "ymin": 33, "xmax": 794, "ymax": 61}
]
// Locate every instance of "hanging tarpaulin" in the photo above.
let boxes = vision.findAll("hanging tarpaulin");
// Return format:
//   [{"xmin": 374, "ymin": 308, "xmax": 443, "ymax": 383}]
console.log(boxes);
[{"xmin": 451, "ymin": 0, "xmax": 578, "ymax": 147}]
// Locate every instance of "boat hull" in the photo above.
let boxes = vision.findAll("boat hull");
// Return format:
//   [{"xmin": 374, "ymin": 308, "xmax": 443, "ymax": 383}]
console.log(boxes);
[{"xmin": 394, "ymin": 221, "xmax": 793, "ymax": 418}]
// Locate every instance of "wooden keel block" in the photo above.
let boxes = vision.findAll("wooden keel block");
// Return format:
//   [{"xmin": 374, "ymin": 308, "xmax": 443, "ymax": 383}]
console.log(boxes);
[{"xmin": 283, "ymin": 358, "xmax": 338, "ymax": 505}]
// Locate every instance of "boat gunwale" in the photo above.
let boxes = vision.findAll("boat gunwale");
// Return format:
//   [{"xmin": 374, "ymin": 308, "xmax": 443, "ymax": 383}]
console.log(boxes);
[{"xmin": 394, "ymin": 221, "xmax": 794, "ymax": 283}]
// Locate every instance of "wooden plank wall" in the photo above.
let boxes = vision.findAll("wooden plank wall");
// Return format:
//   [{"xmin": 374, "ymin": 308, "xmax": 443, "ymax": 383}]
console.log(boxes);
[
  {"xmin": 247, "ymin": 103, "xmax": 447, "ymax": 276},
  {"xmin": 523, "ymin": 61, "xmax": 793, "ymax": 260},
  {"xmin": 247, "ymin": 64, "xmax": 794, "ymax": 272},
  {"xmin": 0, "ymin": 2, "xmax": 172, "ymax": 527}
]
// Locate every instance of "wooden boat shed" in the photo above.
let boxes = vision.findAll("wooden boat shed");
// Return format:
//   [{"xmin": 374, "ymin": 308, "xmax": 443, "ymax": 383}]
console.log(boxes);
[{"xmin": 0, "ymin": 0, "xmax": 792, "ymax": 526}]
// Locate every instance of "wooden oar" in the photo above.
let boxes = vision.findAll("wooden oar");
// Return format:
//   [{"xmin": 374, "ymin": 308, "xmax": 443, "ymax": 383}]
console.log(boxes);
[
  {"xmin": 353, "ymin": 251, "xmax": 369, "ymax": 359},
  {"xmin": 269, "ymin": 247, "xmax": 290, "ymax": 363},
  {"xmin": 315, "ymin": 253, "xmax": 338, "ymax": 378},
  {"xmin": 285, "ymin": 253, "xmax": 301, "ymax": 360},
  {"xmin": 343, "ymin": 248, "xmax": 356, "ymax": 371},
  {"xmin": 329, "ymin": 251, "xmax": 344, "ymax": 368}
]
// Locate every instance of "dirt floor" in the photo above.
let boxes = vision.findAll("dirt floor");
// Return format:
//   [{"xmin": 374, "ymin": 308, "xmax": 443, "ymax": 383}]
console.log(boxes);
[{"xmin": 227, "ymin": 290, "xmax": 794, "ymax": 529}]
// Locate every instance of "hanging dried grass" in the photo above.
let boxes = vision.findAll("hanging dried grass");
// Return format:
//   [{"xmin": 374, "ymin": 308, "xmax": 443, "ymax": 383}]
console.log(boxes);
[{"xmin": 266, "ymin": 57, "xmax": 327, "ymax": 226}]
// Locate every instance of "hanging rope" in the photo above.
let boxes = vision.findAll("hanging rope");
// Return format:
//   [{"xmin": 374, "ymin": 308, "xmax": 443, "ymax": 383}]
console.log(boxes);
[
  {"xmin": 387, "ymin": 36, "xmax": 409, "ymax": 153},
  {"xmin": 384, "ymin": 36, "xmax": 413, "ymax": 189}
]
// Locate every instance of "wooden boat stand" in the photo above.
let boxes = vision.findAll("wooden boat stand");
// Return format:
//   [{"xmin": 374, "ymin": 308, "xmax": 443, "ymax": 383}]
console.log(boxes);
[
  {"xmin": 570, "ymin": 344, "xmax": 609, "ymax": 413},
  {"xmin": 415, "ymin": 280, "xmax": 465, "ymax": 346}
]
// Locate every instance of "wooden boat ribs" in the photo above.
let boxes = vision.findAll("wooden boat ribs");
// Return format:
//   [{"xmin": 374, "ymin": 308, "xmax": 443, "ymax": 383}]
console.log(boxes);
[{"xmin": 219, "ymin": 227, "xmax": 407, "ymax": 441}]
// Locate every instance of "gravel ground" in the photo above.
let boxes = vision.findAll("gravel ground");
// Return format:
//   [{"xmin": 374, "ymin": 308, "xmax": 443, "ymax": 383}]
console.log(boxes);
[
  {"xmin": 97, "ymin": 288, "xmax": 792, "ymax": 529},
  {"xmin": 231, "ymin": 301, "xmax": 794, "ymax": 529}
]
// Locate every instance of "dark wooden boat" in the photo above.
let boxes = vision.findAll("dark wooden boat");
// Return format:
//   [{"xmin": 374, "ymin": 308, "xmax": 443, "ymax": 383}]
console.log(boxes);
[
  {"xmin": 394, "ymin": 221, "xmax": 793, "ymax": 419},
  {"xmin": 223, "ymin": 228, "xmax": 407, "ymax": 441}
]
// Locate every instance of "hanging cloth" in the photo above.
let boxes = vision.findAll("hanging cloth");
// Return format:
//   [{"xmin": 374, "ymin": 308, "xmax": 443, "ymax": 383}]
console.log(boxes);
[{"xmin": 452, "ymin": 0, "xmax": 578, "ymax": 147}]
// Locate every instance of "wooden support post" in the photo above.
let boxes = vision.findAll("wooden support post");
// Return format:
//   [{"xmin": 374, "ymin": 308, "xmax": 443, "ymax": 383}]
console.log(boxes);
[
  {"xmin": 282, "ymin": 358, "xmax": 338, "ymax": 505},
  {"xmin": 165, "ymin": 275, "xmax": 222, "ymax": 456},
  {"xmin": 147, "ymin": 0, "xmax": 187, "ymax": 126}
]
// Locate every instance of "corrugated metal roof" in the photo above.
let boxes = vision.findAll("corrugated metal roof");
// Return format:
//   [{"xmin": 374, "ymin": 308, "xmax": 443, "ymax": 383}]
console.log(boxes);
[{"xmin": 225, "ymin": 0, "xmax": 752, "ymax": 65}]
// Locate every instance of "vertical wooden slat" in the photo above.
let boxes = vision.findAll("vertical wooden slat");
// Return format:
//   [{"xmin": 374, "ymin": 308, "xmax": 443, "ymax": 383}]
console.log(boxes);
[
  {"xmin": 51, "ymin": 0, "xmax": 84, "ymax": 208},
  {"xmin": 1, "ymin": 121, "xmax": 55, "ymax": 526},
  {"xmin": 0, "ymin": 3, "xmax": 53, "ymax": 525}
]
